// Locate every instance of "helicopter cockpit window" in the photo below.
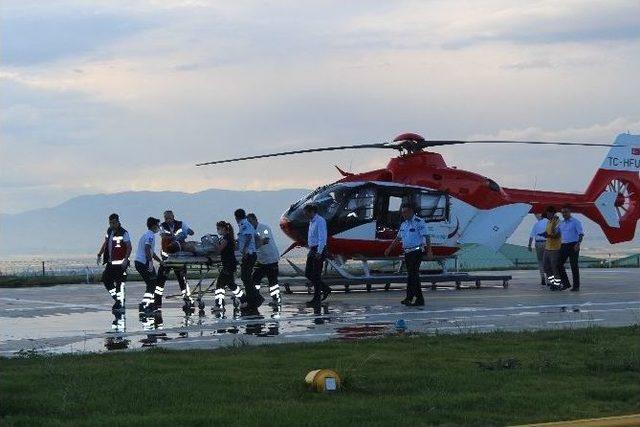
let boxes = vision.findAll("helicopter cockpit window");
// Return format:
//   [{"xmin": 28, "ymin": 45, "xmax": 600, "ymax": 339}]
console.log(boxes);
[
  {"xmin": 340, "ymin": 187, "xmax": 375, "ymax": 221},
  {"xmin": 312, "ymin": 187, "xmax": 348, "ymax": 218},
  {"xmin": 415, "ymin": 191, "xmax": 448, "ymax": 221},
  {"xmin": 289, "ymin": 184, "xmax": 348, "ymax": 221}
]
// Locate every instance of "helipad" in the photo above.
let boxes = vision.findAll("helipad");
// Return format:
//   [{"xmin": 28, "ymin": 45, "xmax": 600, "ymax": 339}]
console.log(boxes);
[{"xmin": 1, "ymin": 269, "xmax": 638, "ymax": 356}]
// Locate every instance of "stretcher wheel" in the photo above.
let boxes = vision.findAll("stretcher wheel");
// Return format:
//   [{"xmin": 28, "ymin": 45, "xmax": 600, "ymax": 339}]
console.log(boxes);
[
  {"xmin": 455, "ymin": 282, "xmax": 461, "ymax": 290},
  {"xmin": 503, "ymin": 280, "xmax": 509, "ymax": 288},
  {"xmin": 366, "ymin": 283, "xmax": 372, "ymax": 292}
]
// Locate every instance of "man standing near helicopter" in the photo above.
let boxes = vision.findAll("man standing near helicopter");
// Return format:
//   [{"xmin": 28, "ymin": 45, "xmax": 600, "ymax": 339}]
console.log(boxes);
[
  {"xmin": 385, "ymin": 203, "xmax": 432, "ymax": 306},
  {"xmin": 303, "ymin": 203, "xmax": 331, "ymax": 306}
]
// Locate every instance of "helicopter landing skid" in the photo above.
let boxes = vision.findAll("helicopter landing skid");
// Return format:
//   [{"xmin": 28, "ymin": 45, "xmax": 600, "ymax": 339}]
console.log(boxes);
[{"xmin": 282, "ymin": 258, "xmax": 511, "ymax": 294}]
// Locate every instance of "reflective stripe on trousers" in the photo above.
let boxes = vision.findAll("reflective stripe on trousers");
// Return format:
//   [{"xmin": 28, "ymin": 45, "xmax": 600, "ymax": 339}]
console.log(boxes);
[
  {"xmin": 269, "ymin": 284, "xmax": 280, "ymax": 298},
  {"xmin": 214, "ymin": 288, "xmax": 225, "ymax": 305}
]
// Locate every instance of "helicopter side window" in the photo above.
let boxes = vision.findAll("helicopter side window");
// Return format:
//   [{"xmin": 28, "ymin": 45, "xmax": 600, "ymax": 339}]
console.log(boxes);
[
  {"xmin": 340, "ymin": 187, "xmax": 375, "ymax": 221},
  {"xmin": 415, "ymin": 191, "xmax": 448, "ymax": 221}
]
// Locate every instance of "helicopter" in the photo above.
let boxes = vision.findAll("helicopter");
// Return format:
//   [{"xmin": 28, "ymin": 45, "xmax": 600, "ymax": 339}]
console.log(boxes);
[{"xmin": 197, "ymin": 132, "xmax": 639, "ymax": 262}]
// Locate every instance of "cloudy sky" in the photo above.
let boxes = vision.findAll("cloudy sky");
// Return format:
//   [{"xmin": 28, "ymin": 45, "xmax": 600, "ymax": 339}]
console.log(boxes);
[{"xmin": 1, "ymin": 0, "xmax": 639, "ymax": 214}]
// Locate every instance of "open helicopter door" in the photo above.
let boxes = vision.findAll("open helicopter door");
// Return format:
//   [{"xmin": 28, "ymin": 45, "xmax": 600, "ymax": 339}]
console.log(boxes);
[
  {"xmin": 457, "ymin": 202, "xmax": 531, "ymax": 251},
  {"xmin": 374, "ymin": 185, "xmax": 454, "ymax": 244}
]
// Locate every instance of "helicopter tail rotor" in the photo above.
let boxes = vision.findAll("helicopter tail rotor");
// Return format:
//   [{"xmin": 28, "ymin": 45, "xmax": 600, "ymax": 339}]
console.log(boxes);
[{"xmin": 582, "ymin": 134, "xmax": 640, "ymax": 243}]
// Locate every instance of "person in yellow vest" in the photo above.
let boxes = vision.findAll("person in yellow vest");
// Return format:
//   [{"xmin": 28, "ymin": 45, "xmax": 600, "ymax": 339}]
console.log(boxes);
[{"xmin": 539, "ymin": 206, "xmax": 562, "ymax": 290}]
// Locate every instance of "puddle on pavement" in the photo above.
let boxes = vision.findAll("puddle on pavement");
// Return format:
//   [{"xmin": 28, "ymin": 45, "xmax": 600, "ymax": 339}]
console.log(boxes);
[{"xmin": 0, "ymin": 299, "xmax": 459, "ymax": 355}]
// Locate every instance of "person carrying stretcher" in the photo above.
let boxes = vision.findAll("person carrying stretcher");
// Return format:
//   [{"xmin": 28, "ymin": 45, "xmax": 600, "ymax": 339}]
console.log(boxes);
[
  {"xmin": 212, "ymin": 221, "xmax": 245, "ymax": 312},
  {"xmin": 247, "ymin": 213, "xmax": 281, "ymax": 308},
  {"xmin": 96, "ymin": 213, "xmax": 132, "ymax": 313},
  {"xmin": 135, "ymin": 217, "xmax": 163, "ymax": 314},
  {"xmin": 157, "ymin": 210, "xmax": 195, "ymax": 310}
]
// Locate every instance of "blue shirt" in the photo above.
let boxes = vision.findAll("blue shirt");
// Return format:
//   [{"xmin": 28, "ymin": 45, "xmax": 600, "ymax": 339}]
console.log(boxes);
[
  {"xmin": 237, "ymin": 218, "xmax": 257, "ymax": 254},
  {"xmin": 398, "ymin": 215, "xmax": 430, "ymax": 251},
  {"xmin": 530, "ymin": 218, "xmax": 548, "ymax": 242},
  {"xmin": 557, "ymin": 216, "xmax": 584, "ymax": 243},
  {"xmin": 308, "ymin": 214, "xmax": 328, "ymax": 253}
]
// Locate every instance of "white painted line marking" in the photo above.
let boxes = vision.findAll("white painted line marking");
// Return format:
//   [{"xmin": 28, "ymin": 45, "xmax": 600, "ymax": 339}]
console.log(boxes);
[
  {"xmin": 547, "ymin": 319, "xmax": 604, "ymax": 324},
  {"xmin": 0, "ymin": 297, "xmax": 104, "ymax": 311}
]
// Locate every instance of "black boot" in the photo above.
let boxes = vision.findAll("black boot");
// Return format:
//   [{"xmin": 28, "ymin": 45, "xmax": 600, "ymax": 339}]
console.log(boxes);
[
  {"xmin": 305, "ymin": 298, "xmax": 321, "ymax": 307},
  {"xmin": 410, "ymin": 298, "xmax": 425, "ymax": 307}
]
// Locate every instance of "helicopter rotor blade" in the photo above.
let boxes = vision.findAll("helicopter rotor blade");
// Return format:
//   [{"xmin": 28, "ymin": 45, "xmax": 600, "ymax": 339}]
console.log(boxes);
[
  {"xmin": 196, "ymin": 142, "xmax": 391, "ymax": 166},
  {"xmin": 423, "ymin": 140, "xmax": 615, "ymax": 148},
  {"xmin": 196, "ymin": 138, "xmax": 616, "ymax": 166}
]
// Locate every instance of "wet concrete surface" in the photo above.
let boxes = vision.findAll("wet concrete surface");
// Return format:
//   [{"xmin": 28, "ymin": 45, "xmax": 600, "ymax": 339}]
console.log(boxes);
[{"xmin": 1, "ymin": 269, "xmax": 638, "ymax": 356}]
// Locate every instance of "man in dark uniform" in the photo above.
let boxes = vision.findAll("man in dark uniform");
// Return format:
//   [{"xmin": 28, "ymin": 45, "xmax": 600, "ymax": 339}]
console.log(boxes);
[
  {"xmin": 156, "ymin": 210, "xmax": 195, "ymax": 310},
  {"xmin": 97, "ymin": 213, "xmax": 132, "ymax": 312},
  {"xmin": 384, "ymin": 203, "xmax": 432, "ymax": 306},
  {"xmin": 235, "ymin": 208, "xmax": 263, "ymax": 309}
]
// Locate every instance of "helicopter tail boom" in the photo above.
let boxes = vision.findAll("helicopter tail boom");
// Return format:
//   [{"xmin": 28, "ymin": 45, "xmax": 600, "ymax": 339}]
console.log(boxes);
[{"xmin": 505, "ymin": 134, "xmax": 639, "ymax": 244}]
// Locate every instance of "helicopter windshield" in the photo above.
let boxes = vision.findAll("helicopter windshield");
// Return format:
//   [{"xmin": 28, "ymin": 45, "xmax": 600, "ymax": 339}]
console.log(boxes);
[{"xmin": 287, "ymin": 184, "xmax": 350, "ymax": 222}]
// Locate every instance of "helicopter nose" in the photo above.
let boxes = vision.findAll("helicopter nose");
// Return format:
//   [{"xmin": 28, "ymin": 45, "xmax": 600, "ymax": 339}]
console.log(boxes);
[
  {"xmin": 280, "ymin": 216, "xmax": 306, "ymax": 243},
  {"xmin": 280, "ymin": 217, "xmax": 296, "ymax": 240}
]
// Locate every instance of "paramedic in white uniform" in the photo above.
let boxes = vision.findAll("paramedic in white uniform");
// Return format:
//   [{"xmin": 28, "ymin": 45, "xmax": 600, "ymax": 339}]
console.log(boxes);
[{"xmin": 247, "ymin": 213, "xmax": 281, "ymax": 307}]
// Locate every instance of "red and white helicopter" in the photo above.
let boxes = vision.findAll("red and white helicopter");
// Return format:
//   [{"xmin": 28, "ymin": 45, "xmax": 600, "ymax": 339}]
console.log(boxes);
[{"xmin": 198, "ymin": 133, "xmax": 639, "ymax": 266}]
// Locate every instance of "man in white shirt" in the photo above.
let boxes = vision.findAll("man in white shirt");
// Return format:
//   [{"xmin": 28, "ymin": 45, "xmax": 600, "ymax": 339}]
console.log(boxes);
[
  {"xmin": 557, "ymin": 206, "xmax": 584, "ymax": 291},
  {"xmin": 527, "ymin": 213, "xmax": 549, "ymax": 286},
  {"xmin": 303, "ymin": 204, "xmax": 331, "ymax": 306},
  {"xmin": 248, "ymin": 213, "xmax": 282, "ymax": 307},
  {"xmin": 135, "ymin": 217, "xmax": 162, "ymax": 313}
]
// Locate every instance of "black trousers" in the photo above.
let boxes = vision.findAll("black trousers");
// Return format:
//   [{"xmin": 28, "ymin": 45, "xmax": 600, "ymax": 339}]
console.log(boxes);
[
  {"xmin": 135, "ymin": 261, "xmax": 157, "ymax": 295},
  {"xmin": 558, "ymin": 243, "xmax": 580, "ymax": 289},
  {"xmin": 252, "ymin": 262, "xmax": 279, "ymax": 288},
  {"xmin": 241, "ymin": 253, "xmax": 260, "ymax": 302},
  {"xmin": 216, "ymin": 268, "xmax": 240, "ymax": 291},
  {"xmin": 157, "ymin": 264, "xmax": 187, "ymax": 293},
  {"xmin": 305, "ymin": 248, "xmax": 328, "ymax": 300},
  {"xmin": 404, "ymin": 249, "xmax": 424, "ymax": 301},
  {"xmin": 102, "ymin": 263, "xmax": 127, "ymax": 300}
]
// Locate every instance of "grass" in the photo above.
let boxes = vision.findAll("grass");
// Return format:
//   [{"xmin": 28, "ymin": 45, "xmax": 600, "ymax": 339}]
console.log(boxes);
[{"xmin": 1, "ymin": 326, "xmax": 639, "ymax": 427}]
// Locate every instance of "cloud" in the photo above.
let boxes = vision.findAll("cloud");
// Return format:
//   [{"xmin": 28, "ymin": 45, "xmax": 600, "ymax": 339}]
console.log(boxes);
[
  {"xmin": 1, "ymin": 0, "xmax": 639, "ymax": 215},
  {"xmin": 0, "ymin": 4, "xmax": 159, "ymax": 65}
]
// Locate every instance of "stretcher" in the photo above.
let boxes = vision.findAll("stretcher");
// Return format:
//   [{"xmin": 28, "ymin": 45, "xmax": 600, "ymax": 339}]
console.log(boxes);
[{"xmin": 163, "ymin": 252, "xmax": 222, "ymax": 312}]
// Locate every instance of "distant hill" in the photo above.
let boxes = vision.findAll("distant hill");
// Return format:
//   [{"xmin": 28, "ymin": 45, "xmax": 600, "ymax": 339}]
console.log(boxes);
[
  {"xmin": 1, "ymin": 188, "xmax": 637, "ymax": 257},
  {"xmin": 0, "ymin": 189, "xmax": 310, "ymax": 256}
]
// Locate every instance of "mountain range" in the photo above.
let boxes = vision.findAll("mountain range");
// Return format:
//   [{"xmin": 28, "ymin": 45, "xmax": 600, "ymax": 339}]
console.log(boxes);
[{"xmin": 1, "ymin": 188, "xmax": 637, "ymax": 257}]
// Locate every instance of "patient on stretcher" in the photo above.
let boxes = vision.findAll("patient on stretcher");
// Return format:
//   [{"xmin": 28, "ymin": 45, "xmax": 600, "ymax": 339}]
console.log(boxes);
[{"xmin": 162, "ymin": 234, "xmax": 221, "ymax": 257}]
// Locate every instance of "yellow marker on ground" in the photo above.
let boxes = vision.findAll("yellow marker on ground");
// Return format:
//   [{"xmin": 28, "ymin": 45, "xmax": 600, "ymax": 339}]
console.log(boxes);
[{"xmin": 305, "ymin": 369, "xmax": 341, "ymax": 392}]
